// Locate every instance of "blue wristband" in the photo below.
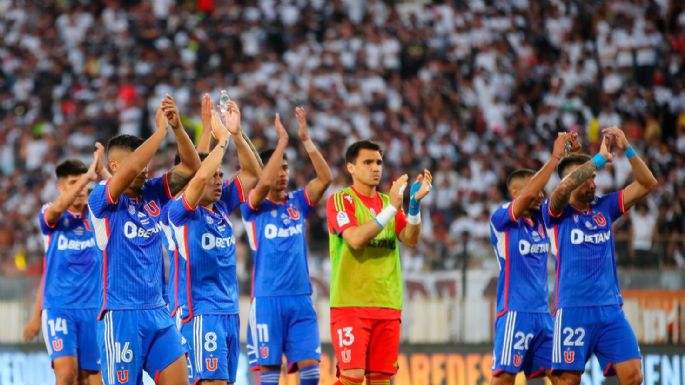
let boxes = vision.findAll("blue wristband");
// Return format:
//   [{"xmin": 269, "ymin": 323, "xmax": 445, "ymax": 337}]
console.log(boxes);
[
  {"xmin": 625, "ymin": 145, "xmax": 636, "ymax": 159},
  {"xmin": 408, "ymin": 181, "xmax": 422, "ymax": 216},
  {"xmin": 591, "ymin": 153, "xmax": 607, "ymax": 169}
]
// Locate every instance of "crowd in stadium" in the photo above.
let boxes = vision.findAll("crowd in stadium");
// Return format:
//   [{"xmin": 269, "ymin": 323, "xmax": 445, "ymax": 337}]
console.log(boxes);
[{"xmin": 1, "ymin": 0, "xmax": 685, "ymax": 277}]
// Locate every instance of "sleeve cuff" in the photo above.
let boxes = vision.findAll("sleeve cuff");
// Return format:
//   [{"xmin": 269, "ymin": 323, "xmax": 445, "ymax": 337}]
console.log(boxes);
[
  {"xmin": 181, "ymin": 194, "xmax": 198, "ymax": 211},
  {"xmin": 619, "ymin": 189, "xmax": 626, "ymax": 213},
  {"xmin": 304, "ymin": 188, "xmax": 317, "ymax": 207},
  {"xmin": 105, "ymin": 179, "xmax": 119, "ymax": 205},
  {"xmin": 232, "ymin": 176, "xmax": 246, "ymax": 203},
  {"xmin": 247, "ymin": 189, "xmax": 259, "ymax": 211},
  {"xmin": 509, "ymin": 201, "xmax": 518, "ymax": 222},
  {"xmin": 163, "ymin": 173, "xmax": 173, "ymax": 199},
  {"xmin": 548, "ymin": 204, "xmax": 563, "ymax": 218},
  {"xmin": 42, "ymin": 210, "xmax": 57, "ymax": 229}
]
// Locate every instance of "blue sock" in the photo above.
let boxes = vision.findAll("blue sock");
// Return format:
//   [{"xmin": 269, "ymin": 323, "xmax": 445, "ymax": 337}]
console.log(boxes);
[
  {"xmin": 299, "ymin": 365, "xmax": 320, "ymax": 385},
  {"xmin": 260, "ymin": 369, "xmax": 280, "ymax": 385}
]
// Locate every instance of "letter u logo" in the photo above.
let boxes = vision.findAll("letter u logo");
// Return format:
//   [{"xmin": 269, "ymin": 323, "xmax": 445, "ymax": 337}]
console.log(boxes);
[
  {"xmin": 52, "ymin": 339, "xmax": 63, "ymax": 352},
  {"xmin": 564, "ymin": 351, "xmax": 575, "ymax": 363},
  {"xmin": 117, "ymin": 370, "xmax": 129, "ymax": 383},
  {"xmin": 144, "ymin": 201, "xmax": 161, "ymax": 217},
  {"xmin": 592, "ymin": 213, "xmax": 607, "ymax": 227},
  {"xmin": 206, "ymin": 358, "xmax": 218, "ymax": 371},
  {"xmin": 287, "ymin": 207, "xmax": 300, "ymax": 220}
]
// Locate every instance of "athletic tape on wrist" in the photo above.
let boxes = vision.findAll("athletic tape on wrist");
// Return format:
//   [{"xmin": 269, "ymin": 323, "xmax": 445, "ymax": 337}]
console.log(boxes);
[
  {"xmin": 625, "ymin": 145, "xmax": 636, "ymax": 159},
  {"xmin": 407, "ymin": 212, "xmax": 421, "ymax": 225},
  {"xmin": 591, "ymin": 153, "xmax": 607, "ymax": 169},
  {"xmin": 374, "ymin": 205, "xmax": 398, "ymax": 229}
]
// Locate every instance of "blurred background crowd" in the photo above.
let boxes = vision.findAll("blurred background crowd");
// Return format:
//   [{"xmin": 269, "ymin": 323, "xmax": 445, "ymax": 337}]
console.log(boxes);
[{"xmin": 1, "ymin": 0, "xmax": 684, "ymax": 281}]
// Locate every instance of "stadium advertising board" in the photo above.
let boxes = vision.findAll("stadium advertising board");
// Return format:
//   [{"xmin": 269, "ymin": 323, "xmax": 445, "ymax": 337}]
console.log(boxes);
[{"xmin": 1, "ymin": 344, "xmax": 683, "ymax": 385}]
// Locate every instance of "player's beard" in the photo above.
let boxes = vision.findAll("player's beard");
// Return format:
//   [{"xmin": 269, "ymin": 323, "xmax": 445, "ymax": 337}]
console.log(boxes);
[{"xmin": 130, "ymin": 174, "xmax": 146, "ymax": 192}]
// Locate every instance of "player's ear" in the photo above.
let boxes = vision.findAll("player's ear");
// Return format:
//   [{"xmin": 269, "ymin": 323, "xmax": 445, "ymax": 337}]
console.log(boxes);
[
  {"xmin": 346, "ymin": 162, "xmax": 354, "ymax": 176},
  {"xmin": 108, "ymin": 159, "xmax": 118, "ymax": 174}
]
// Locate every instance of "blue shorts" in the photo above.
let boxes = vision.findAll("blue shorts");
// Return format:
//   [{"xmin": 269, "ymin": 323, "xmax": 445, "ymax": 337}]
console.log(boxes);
[
  {"xmin": 42, "ymin": 308, "xmax": 100, "ymax": 371},
  {"xmin": 552, "ymin": 305, "xmax": 641, "ymax": 376},
  {"xmin": 492, "ymin": 311, "xmax": 553, "ymax": 379},
  {"xmin": 247, "ymin": 295, "xmax": 321, "ymax": 372},
  {"xmin": 181, "ymin": 314, "xmax": 240, "ymax": 383},
  {"xmin": 98, "ymin": 307, "xmax": 186, "ymax": 385}
]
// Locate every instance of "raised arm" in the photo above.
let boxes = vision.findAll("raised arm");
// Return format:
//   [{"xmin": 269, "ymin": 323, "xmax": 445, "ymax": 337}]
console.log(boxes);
[
  {"xmin": 296, "ymin": 107, "xmax": 332, "ymax": 204},
  {"xmin": 23, "ymin": 277, "xmax": 43, "ymax": 342},
  {"xmin": 342, "ymin": 175, "xmax": 408, "ymax": 250},
  {"xmin": 162, "ymin": 95, "xmax": 202, "ymax": 196},
  {"xmin": 43, "ymin": 152, "xmax": 99, "ymax": 225},
  {"xmin": 108, "ymin": 108, "xmax": 169, "ymax": 201},
  {"xmin": 182, "ymin": 111, "xmax": 231, "ymax": 208},
  {"xmin": 223, "ymin": 101, "xmax": 262, "ymax": 193},
  {"xmin": 197, "ymin": 94, "xmax": 213, "ymax": 153},
  {"xmin": 398, "ymin": 170, "xmax": 433, "ymax": 248},
  {"xmin": 94, "ymin": 142, "xmax": 111, "ymax": 180},
  {"xmin": 603, "ymin": 126, "xmax": 658, "ymax": 209},
  {"xmin": 247, "ymin": 114, "xmax": 288, "ymax": 209},
  {"xmin": 549, "ymin": 135, "xmax": 613, "ymax": 214},
  {"xmin": 511, "ymin": 133, "xmax": 575, "ymax": 218}
]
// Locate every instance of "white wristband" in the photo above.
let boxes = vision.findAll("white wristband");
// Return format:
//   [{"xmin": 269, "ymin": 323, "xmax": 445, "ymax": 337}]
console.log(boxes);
[
  {"xmin": 374, "ymin": 205, "xmax": 398, "ymax": 229},
  {"xmin": 303, "ymin": 138, "xmax": 317, "ymax": 153},
  {"xmin": 407, "ymin": 212, "xmax": 421, "ymax": 225}
]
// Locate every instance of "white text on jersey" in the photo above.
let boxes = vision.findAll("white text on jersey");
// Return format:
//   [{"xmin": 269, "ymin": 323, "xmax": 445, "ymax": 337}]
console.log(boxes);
[
  {"xmin": 57, "ymin": 235, "xmax": 96, "ymax": 251},
  {"xmin": 264, "ymin": 223, "xmax": 303, "ymax": 239}
]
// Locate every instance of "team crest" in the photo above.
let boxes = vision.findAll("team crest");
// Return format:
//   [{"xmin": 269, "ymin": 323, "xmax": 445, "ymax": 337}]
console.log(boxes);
[
  {"xmin": 564, "ymin": 351, "xmax": 575, "ymax": 363},
  {"xmin": 280, "ymin": 213, "xmax": 291, "ymax": 225},
  {"xmin": 584, "ymin": 220, "xmax": 597, "ymax": 230},
  {"xmin": 128, "ymin": 205, "xmax": 136, "ymax": 215},
  {"xmin": 52, "ymin": 339, "xmax": 63, "ymax": 352},
  {"xmin": 513, "ymin": 353, "xmax": 523, "ymax": 367},
  {"xmin": 592, "ymin": 213, "xmax": 607, "ymax": 227},
  {"xmin": 341, "ymin": 349, "xmax": 352, "ymax": 363},
  {"xmin": 117, "ymin": 370, "xmax": 129, "ymax": 383},
  {"xmin": 531, "ymin": 230, "xmax": 541, "ymax": 242},
  {"xmin": 206, "ymin": 215, "xmax": 214, "ymax": 225},
  {"xmin": 144, "ymin": 201, "xmax": 161, "ymax": 217},
  {"xmin": 205, "ymin": 358, "xmax": 218, "ymax": 371},
  {"xmin": 260, "ymin": 346, "xmax": 269, "ymax": 359},
  {"xmin": 287, "ymin": 206, "xmax": 301, "ymax": 220}
]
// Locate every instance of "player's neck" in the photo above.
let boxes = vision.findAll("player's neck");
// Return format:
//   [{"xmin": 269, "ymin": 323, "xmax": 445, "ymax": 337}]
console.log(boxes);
[
  {"xmin": 267, "ymin": 189, "xmax": 287, "ymax": 203},
  {"xmin": 199, "ymin": 200, "xmax": 215, "ymax": 211},
  {"xmin": 68, "ymin": 204, "xmax": 85, "ymax": 216},
  {"xmin": 123, "ymin": 187, "xmax": 141, "ymax": 198},
  {"xmin": 351, "ymin": 181, "xmax": 376, "ymax": 198},
  {"xmin": 569, "ymin": 197, "xmax": 590, "ymax": 212}
]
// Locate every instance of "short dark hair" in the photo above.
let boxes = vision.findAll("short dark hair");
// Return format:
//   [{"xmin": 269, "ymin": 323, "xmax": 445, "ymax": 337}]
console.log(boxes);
[
  {"xmin": 106, "ymin": 134, "xmax": 144, "ymax": 154},
  {"xmin": 506, "ymin": 169, "xmax": 535, "ymax": 188},
  {"xmin": 174, "ymin": 151, "xmax": 208, "ymax": 165},
  {"xmin": 55, "ymin": 159, "xmax": 88, "ymax": 179},
  {"xmin": 259, "ymin": 149, "xmax": 287, "ymax": 166},
  {"xmin": 557, "ymin": 154, "xmax": 591, "ymax": 178},
  {"xmin": 345, "ymin": 140, "xmax": 383, "ymax": 164}
]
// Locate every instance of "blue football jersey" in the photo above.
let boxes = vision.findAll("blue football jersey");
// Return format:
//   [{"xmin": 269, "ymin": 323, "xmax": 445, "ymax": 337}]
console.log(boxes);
[
  {"xmin": 169, "ymin": 178, "xmax": 245, "ymax": 318},
  {"xmin": 88, "ymin": 176, "xmax": 172, "ymax": 318},
  {"xmin": 490, "ymin": 201, "xmax": 550, "ymax": 315},
  {"xmin": 38, "ymin": 204, "xmax": 100, "ymax": 309},
  {"xmin": 241, "ymin": 188, "xmax": 315, "ymax": 297},
  {"xmin": 542, "ymin": 191, "xmax": 625, "ymax": 310}
]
